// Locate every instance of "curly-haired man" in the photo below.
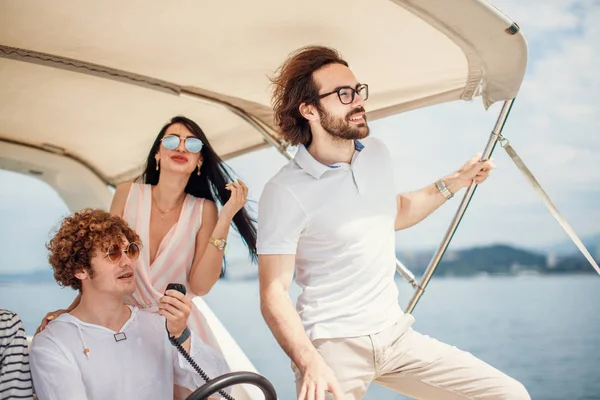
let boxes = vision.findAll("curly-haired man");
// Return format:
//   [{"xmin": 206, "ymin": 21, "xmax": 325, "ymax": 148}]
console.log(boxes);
[{"xmin": 29, "ymin": 209, "xmax": 228, "ymax": 400}]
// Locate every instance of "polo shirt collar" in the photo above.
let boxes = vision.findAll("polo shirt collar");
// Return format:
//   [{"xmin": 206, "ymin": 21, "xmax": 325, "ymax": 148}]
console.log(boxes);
[{"xmin": 295, "ymin": 140, "xmax": 365, "ymax": 179}]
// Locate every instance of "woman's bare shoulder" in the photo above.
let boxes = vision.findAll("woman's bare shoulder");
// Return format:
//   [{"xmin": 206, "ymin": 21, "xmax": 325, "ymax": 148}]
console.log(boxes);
[
  {"xmin": 115, "ymin": 181, "xmax": 134, "ymax": 194},
  {"xmin": 110, "ymin": 182, "xmax": 135, "ymax": 217}
]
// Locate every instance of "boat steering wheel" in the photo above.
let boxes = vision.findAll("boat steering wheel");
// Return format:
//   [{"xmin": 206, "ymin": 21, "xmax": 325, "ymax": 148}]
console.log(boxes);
[{"xmin": 185, "ymin": 371, "xmax": 277, "ymax": 400}]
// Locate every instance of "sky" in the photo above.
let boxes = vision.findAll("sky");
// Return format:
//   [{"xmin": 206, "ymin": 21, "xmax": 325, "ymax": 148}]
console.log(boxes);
[{"xmin": 1, "ymin": 0, "xmax": 599, "ymax": 274}]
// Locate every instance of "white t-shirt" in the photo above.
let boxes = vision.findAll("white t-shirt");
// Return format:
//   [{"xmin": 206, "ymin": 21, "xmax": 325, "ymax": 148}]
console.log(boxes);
[
  {"xmin": 257, "ymin": 137, "xmax": 406, "ymax": 340},
  {"xmin": 30, "ymin": 306, "xmax": 230, "ymax": 400}
]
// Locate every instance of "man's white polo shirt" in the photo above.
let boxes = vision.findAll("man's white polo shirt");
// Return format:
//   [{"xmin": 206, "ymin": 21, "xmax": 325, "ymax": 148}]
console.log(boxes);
[{"xmin": 257, "ymin": 136, "xmax": 406, "ymax": 340}]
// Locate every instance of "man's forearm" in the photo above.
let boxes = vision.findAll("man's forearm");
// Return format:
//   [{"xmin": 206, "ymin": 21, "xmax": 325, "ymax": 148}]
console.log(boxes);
[
  {"xmin": 395, "ymin": 175, "xmax": 461, "ymax": 230},
  {"xmin": 261, "ymin": 291, "xmax": 318, "ymax": 371}
]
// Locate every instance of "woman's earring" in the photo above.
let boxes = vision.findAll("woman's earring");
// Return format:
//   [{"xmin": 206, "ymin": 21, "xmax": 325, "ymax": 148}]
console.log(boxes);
[
  {"xmin": 156, "ymin": 159, "xmax": 160, "ymax": 171},
  {"xmin": 197, "ymin": 163, "xmax": 201, "ymax": 176}
]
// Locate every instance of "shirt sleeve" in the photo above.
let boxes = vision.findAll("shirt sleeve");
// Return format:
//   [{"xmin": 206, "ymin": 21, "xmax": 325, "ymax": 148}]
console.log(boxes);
[
  {"xmin": 29, "ymin": 334, "xmax": 89, "ymax": 400},
  {"xmin": 257, "ymin": 181, "xmax": 307, "ymax": 255},
  {"xmin": 172, "ymin": 333, "xmax": 231, "ymax": 397},
  {"xmin": 0, "ymin": 311, "xmax": 33, "ymax": 399}
]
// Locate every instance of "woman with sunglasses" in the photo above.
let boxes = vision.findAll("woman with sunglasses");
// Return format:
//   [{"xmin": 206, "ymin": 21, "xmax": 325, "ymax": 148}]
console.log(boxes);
[{"xmin": 37, "ymin": 117, "xmax": 257, "ymax": 359}]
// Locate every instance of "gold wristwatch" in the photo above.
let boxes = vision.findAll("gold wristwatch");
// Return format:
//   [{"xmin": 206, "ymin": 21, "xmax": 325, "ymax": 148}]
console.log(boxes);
[{"xmin": 209, "ymin": 237, "xmax": 227, "ymax": 250}]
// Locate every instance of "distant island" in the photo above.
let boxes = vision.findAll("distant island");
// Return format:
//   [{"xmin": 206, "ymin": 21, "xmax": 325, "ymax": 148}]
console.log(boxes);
[
  {"xmin": 2, "ymin": 236, "xmax": 599, "ymax": 282},
  {"xmin": 396, "ymin": 243, "xmax": 599, "ymax": 277}
]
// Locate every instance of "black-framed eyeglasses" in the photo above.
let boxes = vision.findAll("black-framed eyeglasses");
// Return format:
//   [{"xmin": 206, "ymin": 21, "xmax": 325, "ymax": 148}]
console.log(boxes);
[{"xmin": 318, "ymin": 83, "xmax": 369, "ymax": 105}]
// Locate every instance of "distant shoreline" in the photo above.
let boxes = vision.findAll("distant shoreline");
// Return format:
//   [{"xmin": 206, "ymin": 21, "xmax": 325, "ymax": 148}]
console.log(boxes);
[{"xmin": 2, "ymin": 242, "xmax": 598, "ymax": 283}]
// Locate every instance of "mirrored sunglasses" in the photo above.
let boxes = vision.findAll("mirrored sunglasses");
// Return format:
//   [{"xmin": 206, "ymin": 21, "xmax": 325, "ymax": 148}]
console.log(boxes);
[
  {"xmin": 161, "ymin": 135, "xmax": 204, "ymax": 153},
  {"xmin": 106, "ymin": 242, "xmax": 141, "ymax": 263}
]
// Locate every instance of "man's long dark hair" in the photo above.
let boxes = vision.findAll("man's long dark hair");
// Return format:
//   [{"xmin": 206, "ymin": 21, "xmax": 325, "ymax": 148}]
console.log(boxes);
[
  {"xmin": 141, "ymin": 116, "xmax": 257, "ymax": 262},
  {"xmin": 270, "ymin": 45, "xmax": 348, "ymax": 146}
]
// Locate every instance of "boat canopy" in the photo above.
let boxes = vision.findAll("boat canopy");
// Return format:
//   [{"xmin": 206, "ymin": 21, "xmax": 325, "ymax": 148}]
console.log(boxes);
[{"xmin": 0, "ymin": 0, "xmax": 527, "ymax": 210}]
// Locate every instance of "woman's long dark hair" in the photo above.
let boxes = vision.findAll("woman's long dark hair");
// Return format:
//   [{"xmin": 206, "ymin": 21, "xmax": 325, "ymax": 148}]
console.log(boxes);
[{"xmin": 141, "ymin": 116, "xmax": 257, "ymax": 263}]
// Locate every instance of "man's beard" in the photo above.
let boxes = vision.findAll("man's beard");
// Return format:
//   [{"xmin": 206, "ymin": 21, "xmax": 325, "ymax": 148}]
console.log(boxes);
[{"xmin": 318, "ymin": 106, "xmax": 370, "ymax": 141}]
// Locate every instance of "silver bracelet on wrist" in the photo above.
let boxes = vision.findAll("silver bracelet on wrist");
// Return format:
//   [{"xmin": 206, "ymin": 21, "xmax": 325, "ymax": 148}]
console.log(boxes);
[{"xmin": 435, "ymin": 179, "xmax": 453, "ymax": 200}]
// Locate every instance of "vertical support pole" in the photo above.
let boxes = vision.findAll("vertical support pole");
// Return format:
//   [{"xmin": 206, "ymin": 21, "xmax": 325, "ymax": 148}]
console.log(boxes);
[{"xmin": 405, "ymin": 99, "xmax": 515, "ymax": 313}]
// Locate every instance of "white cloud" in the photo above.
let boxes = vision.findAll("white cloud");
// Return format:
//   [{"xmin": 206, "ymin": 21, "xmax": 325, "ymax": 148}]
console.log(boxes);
[
  {"xmin": 372, "ymin": 0, "xmax": 600, "ymax": 249},
  {"xmin": 493, "ymin": 0, "xmax": 581, "ymax": 36},
  {"xmin": 500, "ymin": 1, "xmax": 600, "ymax": 194}
]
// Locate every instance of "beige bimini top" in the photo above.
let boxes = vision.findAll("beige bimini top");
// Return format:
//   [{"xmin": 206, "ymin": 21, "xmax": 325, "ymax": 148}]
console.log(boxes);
[{"xmin": 0, "ymin": 0, "xmax": 527, "ymax": 210}]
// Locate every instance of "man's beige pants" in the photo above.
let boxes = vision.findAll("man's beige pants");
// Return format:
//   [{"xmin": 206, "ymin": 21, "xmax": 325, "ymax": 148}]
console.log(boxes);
[{"xmin": 293, "ymin": 316, "xmax": 530, "ymax": 400}]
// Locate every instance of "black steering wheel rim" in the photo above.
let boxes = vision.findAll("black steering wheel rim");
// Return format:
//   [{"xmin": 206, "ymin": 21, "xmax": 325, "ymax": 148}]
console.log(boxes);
[{"xmin": 186, "ymin": 371, "xmax": 277, "ymax": 400}]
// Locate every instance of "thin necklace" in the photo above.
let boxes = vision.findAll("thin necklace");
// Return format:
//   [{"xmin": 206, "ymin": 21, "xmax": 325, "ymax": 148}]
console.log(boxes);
[{"xmin": 152, "ymin": 194, "xmax": 185, "ymax": 219}]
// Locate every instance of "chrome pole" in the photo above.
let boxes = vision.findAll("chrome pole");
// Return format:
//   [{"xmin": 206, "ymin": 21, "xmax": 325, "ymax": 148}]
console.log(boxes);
[
  {"xmin": 396, "ymin": 258, "xmax": 418, "ymax": 288},
  {"xmin": 405, "ymin": 99, "xmax": 516, "ymax": 313}
]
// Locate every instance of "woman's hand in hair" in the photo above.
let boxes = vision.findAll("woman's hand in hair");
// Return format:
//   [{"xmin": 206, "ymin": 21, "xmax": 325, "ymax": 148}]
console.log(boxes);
[{"xmin": 221, "ymin": 179, "xmax": 248, "ymax": 221}]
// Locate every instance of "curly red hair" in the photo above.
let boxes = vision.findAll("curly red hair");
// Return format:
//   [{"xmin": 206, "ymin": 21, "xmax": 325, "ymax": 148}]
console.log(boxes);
[
  {"xmin": 270, "ymin": 45, "xmax": 348, "ymax": 146},
  {"xmin": 46, "ymin": 208, "xmax": 140, "ymax": 290}
]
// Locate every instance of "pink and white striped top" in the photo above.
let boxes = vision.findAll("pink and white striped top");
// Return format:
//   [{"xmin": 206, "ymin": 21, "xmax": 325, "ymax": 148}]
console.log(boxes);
[{"xmin": 122, "ymin": 183, "xmax": 220, "ymax": 351}]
